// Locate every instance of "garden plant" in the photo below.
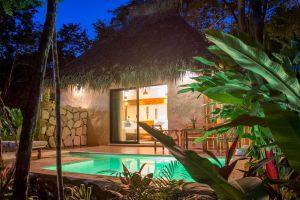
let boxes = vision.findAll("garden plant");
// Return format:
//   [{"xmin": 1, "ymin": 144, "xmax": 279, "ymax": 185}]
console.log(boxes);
[{"xmin": 140, "ymin": 29, "xmax": 300, "ymax": 199}]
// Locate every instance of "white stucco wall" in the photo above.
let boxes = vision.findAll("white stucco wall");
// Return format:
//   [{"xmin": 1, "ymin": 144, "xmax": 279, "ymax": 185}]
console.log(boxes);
[
  {"xmin": 167, "ymin": 79, "xmax": 204, "ymax": 130},
  {"xmin": 61, "ymin": 87, "xmax": 110, "ymax": 145},
  {"xmin": 60, "ymin": 76, "xmax": 205, "ymax": 146}
]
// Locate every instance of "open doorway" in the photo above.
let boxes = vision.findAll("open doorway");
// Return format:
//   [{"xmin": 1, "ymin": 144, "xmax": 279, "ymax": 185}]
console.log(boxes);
[
  {"xmin": 138, "ymin": 85, "xmax": 168, "ymax": 143},
  {"xmin": 110, "ymin": 85, "xmax": 168, "ymax": 144}
]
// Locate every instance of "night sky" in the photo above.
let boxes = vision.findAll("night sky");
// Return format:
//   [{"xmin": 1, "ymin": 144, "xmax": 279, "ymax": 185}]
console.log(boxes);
[{"xmin": 34, "ymin": 0, "xmax": 129, "ymax": 39}]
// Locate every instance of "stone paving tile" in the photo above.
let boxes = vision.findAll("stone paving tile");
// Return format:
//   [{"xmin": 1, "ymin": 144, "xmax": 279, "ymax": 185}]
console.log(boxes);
[{"xmin": 2, "ymin": 145, "xmax": 245, "ymax": 182}]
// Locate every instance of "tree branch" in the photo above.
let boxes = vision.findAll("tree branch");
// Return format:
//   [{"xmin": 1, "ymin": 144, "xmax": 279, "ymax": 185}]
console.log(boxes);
[
  {"xmin": 262, "ymin": 0, "xmax": 268, "ymax": 21},
  {"xmin": 52, "ymin": 28, "xmax": 64, "ymax": 200},
  {"xmin": 209, "ymin": 15, "xmax": 226, "ymax": 30},
  {"xmin": 222, "ymin": 0, "xmax": 238, "ymax": 24},
  {"xmin": 238, "ymin": 0, "xmax": 246, "ymax": 32}
]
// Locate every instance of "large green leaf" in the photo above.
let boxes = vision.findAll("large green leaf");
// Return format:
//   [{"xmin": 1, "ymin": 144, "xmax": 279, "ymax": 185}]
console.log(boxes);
[
  {"xmin": 262, "ymin": 103, "xmax": 300, "ymax": 174},
  {"xmin": 208, "ymin": 45, "xmax": 237, "ymax": 67},
  {"xmin": 207, "ymin": 115, "xmax": 268, "ymax": 131},
  {"xmin": 193, "ymin": 56, "xmax": 221, "ymax": 70},
  {"xmin": 194, "ymin": 126, "xmax": 230, "ymax": 143},
  {"xmin": 205, "ymin": 30, "xmax": 300, "ymax": 109},
  {"xmin": 203, "ymin": 86, "xmax": 245, "ymax": 105},
  {"xmin": 139, "ymin": 122, "xmax": 256, "ymax": 200}
]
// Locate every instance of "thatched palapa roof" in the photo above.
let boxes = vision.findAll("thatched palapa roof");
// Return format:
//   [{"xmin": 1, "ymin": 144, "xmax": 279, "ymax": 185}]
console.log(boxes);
[{"xmin": 59, "ymin": 5, "xmax": 210, "ymax": 89}]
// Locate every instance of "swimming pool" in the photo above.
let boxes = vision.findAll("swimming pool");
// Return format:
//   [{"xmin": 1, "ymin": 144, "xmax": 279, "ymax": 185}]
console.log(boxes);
[{"xmin": 43, "ymin": 152, "xmax": 224, "ymax": 182}]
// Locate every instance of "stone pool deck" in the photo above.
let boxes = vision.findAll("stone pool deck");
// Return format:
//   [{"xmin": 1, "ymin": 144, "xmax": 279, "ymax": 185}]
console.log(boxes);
[
  {"xmin": 3, "ymin": 145, "xmax": 245, "ymax": 181},
  {"xmin": 2, "ymin": 146, "xmax": 170, "ymax": 181},
  {"xmin": 30, "ymin": 146, "xmax": 172, "ymax": 179}
]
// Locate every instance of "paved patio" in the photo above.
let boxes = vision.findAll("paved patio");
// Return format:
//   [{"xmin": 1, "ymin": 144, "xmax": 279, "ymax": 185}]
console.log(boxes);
[
  {"xmin": 3, "ymin": 145, "xmax": 170, "ymax": 160},
  {"xmin": 3, "ymin": 145, "xmax": 245, "ymax": 181},
  {"xmin": 27, "ymin": 145, "xmax": 172, "ymax": 183}
]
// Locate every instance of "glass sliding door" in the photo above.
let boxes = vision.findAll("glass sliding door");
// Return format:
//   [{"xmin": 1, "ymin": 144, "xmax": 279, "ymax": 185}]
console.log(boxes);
[
  {"xmin": 110, "ymin": 89, "xmax": 139, "ymax": 143},
  {"xmin": 110, "ymin": 85, "xmax": 168, "ymax": 144}
]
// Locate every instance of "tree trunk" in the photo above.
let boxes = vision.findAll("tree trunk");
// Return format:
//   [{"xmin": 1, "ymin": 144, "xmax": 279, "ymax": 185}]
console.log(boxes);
[
  {"xmin": 238, "ymin": 0, "xmax": 246, "ymax": 32},
  {"xmin": 0, "ymin": 137, "xmax": 2, "ymax": 162},
  {"xmin": 12, "ymin": 0, "xmax": 57, "ymax": 199},
  {"xmin": 250, "ymin": 0, "xmax": 265, "ymax": 43},
  {"xmin": 52, "ymin": 29, "xmax": 64, "ymax": 200}
]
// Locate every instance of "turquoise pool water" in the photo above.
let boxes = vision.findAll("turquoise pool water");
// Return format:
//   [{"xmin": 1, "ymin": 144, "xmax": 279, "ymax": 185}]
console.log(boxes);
[{"xmin": 43, "ymin": 153, "xmax": 224, "ymax": 182}]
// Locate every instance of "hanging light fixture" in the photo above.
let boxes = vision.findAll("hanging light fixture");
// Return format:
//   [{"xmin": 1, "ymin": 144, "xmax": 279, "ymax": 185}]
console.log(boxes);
[
  {"xmin": 75, "ymin": 84, "xmax": 81, "ymax": 91},
  {"xmin": 143, "ymin": 87, "xmax": 148, "ymax": 95},
  {"xmin": 124, "ymin": 90, "xmax": 129, "ymax": 100},
  {"xmin": 73, "ymin": 84, "xmax": 84, "ymax": 97}
]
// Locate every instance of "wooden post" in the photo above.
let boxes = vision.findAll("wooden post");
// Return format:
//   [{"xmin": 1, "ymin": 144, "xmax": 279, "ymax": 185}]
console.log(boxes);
[{"xmin": 204, "ymin": 96, "xmax": 209, "ymax": 150}]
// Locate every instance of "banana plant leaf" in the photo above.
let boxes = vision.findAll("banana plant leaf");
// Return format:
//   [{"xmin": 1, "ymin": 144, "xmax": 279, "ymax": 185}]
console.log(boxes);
[
  {"xmin": 193, "ymin": 56, "xmax": 221, "ymax": 70},
  {"xmin": 208, "ymin": 45, "xmax": 238, "ymax": 68},
  {"xmin": 206, "ymin": 115, "xmax": 268, "ymax": 131},
  {"xmin": 139, "ymin": 122, "xmax": 267, "ymax": 200},
  {"xmin": 202, "ymin": 85, "xmax": 246, "ymax": 105},
  {"xmin": 205, "ymin": 30, "xmax": 300, "ymax": 109},
  {"xmin": 194, "ymin": 126, "xmax": 230, "ymax": 143},
  {"xmin": 262, "ymin": 103, "xmax": 300, "ymax": 174}
]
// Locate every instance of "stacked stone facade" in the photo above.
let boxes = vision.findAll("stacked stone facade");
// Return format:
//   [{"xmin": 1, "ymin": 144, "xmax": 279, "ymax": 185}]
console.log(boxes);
[{"xmin": 40, "ymin": 103, "xmax": 88, "ymax": 148}]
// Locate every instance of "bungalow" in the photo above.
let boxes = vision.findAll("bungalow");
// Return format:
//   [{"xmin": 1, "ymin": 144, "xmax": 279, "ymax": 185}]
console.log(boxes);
[{"xmin": 41, "ymin": 1, "xmax": 219, "ymax": 148}]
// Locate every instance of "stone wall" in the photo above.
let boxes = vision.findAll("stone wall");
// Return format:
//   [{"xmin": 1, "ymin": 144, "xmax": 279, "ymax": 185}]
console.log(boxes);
[{"xmin": 40, "ymin": 103, "xmax": 88, "ymax": 148}]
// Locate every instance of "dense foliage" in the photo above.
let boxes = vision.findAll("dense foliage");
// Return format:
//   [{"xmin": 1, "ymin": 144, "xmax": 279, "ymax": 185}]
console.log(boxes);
[
  {"xmin": 0, "ymin": 97, "xmax": 22, "ymax": 141},
  {"xmin": 1, "ymin": 0, "xmax": 299, "ymax": 199},
  {"xmin": 0, "ymin": 4, "xmax": 92, "ymax": 110},
  {"xmin": 141, "ymin": 30, "xmax": 300, "ymax": 199},
  {"xmin": 57, "ymin": 23, "xmax": 91, "ymax": 65},
  {"xmin": 104, "ymin": 161, "xmax": 214, "ymax": 200}
]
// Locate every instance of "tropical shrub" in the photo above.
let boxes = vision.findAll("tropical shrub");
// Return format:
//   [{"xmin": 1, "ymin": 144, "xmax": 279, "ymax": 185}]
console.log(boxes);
[
  {"xmin": 204, "ymin": 135, "xmax": 246, "ymax": 180},
  {"xmin": 177, "ymin": 30, "xmax": 300, "ymax": 198},
  {"xmin": 113, "ymin": 163, "xmax": 154, "ymax": 199},
  {"xmin": 104, "ymin": 161, "xmax": 213, "ymax": 200},
  {"xmin": 0, "ymin": 161, "xmax": 15, "ymax": 199},
  {"xmin": 64, "ymin": 184, "xmax": 92, "ymax": 200},
  {"xmin": 182, "ymin": 30, "xmax": 300, "ymax": 172},
  {"xmin": 139, "ymin": 122, "xmax": 268, "ymax": 199},
  {"xmin": 241, "ymin": 150, "xmax": 300, "ymax": 199},
  {"xmin": 0, "ymin": 105, "xmax": 23, "ymax": 141},
  {"xmin": 139, "ymin": 30, "xmax": 300, "ymax": 199}
]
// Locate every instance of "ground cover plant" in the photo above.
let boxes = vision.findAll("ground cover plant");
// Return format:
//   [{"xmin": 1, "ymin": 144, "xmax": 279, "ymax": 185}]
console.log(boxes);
[{"xmin": 103, "ymin": 161, "xmax": 216, "ymax": 200}]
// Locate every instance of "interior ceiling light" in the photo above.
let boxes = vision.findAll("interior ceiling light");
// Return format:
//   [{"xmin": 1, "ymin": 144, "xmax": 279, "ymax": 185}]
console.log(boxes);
[
  {"xmin": 76, "ymin": 84, "xmax": 81, "ymax": 91},
  {"xmin": 124, "ymin": 90, "xmax": 129, "ymax": 99},
  {"xmin": 143, "ymin": 88, "xmax": 148, "ymax": 95}
]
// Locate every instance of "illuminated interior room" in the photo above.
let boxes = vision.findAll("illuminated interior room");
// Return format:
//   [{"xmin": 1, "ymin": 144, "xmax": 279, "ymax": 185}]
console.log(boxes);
[{"xmin": 110, "ymin": 85, "xmax": 168, "ymax": 144}]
